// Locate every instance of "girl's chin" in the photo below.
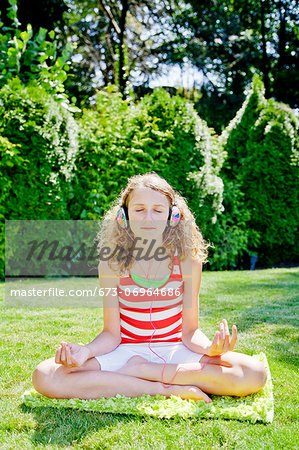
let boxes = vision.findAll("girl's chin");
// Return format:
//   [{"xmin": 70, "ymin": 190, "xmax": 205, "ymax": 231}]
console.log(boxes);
[{"xmin": 135, "ymin": 229, "xmax": 163, "ymax": 238}]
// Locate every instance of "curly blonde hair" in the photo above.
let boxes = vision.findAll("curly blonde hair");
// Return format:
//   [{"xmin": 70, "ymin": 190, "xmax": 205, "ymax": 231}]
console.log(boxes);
[{"xmin": 95, "ymin": 172, "xmax": 211, "ymax": 276}]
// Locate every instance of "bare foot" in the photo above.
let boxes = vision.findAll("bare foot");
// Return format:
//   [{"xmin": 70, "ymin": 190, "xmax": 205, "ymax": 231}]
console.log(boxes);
[{"xmin": 162, "ymin": 383, "xmax": 212, "ymax": 403}]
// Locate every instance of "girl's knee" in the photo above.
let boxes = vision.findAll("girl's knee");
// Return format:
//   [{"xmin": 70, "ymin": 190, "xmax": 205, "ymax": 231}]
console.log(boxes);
[
  {"xmin": 221, "ymin": 353, "xmax": 267, "ymax": 395},
  {"xmin": 238, "ymin": 358, "xmax": 268, "ymax": 395},
  {"xmin": 249, "ymin": 359, "xmax": 268, "ymax": 390},
  {"xmin": 32, "ymin": 357, "xmax": 71, "ymax": 398}
]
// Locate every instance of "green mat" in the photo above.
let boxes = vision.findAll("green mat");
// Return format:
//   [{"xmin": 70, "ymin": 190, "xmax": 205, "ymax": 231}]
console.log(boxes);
[{"xmin": 21, "ymin": 352, "xmax": 274, "ymax": 423}]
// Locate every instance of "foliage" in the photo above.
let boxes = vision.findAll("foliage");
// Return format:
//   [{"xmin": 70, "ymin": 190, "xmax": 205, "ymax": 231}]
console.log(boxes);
[
  {"xmin": 0, "ymin": 135, "xmax": 24, "ymax": 280},
  {"xmin": 206, "ymin": 179, "xmax": 256, "ymax": 271},
  {"xmin": 0, "ymin": 0, "xmax": 77, "ymax": 110},
  {"xmin": 219, "ymin": 74, "xmax": 299, "ymax": 268},
  {"xmin": 0, "ymin": 78, "xmax": 79, "ymax": 279},
  {"xmin": 0, "ymin": 0, "xmax": 68, "ymax": 33}
]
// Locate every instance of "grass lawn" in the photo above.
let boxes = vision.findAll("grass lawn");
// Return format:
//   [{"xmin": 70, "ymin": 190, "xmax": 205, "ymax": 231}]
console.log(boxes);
[{"xmin": 1, "ymin": 267, "xmax": 298, "ymax": 449}]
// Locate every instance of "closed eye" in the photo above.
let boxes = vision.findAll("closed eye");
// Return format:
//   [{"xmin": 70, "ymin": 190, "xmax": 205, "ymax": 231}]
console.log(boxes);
[{"xmin": 136, "ymin": 209, "xmax": 163, "ymax": 213}]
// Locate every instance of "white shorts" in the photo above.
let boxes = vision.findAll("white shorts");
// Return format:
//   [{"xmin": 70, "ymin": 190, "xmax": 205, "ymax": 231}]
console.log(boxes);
[{"xmin": 94, "ymin": 341, "xmax": 204, "ymax": 372}]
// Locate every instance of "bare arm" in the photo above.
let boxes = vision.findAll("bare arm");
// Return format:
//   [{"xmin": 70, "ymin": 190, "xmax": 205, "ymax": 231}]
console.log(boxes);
[
  {"xmin": 83, "ymin": 260, "xmax": 122, "ymax": 359},
  {"xmin": 181, "ymin": 258, "xmax": 212, "ymax": 355},
  {"xmin": 55, "ymin": 260, "xmax": 122, "ymax": 367},
  {"xmin": 181, "ymin": 258, "xmax": 238, "ymax": 357}
]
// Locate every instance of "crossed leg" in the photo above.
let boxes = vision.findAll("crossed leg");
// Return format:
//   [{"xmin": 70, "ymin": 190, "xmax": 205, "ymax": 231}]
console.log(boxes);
[
  {"xmin": 116, "ymin": 351, "xmax": 268, "ymax": 397},
  {"xmin": 32, "ymin": 350, "xmax": 267, "ymax": 402},
  {"xmin": 32, "ymin": 356, "xmax": 213, "ymax": 402}
]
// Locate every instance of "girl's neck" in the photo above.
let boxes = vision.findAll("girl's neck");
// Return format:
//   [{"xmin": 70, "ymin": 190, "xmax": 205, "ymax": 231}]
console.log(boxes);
[
  {"xmin": 132, "ymin": 236, "xmax": 167, "ymax": 261},
  {"xmin": 130, "ymin": 254, "xmax": 171, "ymax": 279}
]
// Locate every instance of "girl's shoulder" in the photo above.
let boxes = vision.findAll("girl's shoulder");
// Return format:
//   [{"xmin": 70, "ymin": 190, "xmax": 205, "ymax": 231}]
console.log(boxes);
[
  {"xmin": 180, "ymin": 255, "xmax": 202, "ymax": 280},
  {"xmin": 98, "ymin": 259, "xmax": 120, "ymax": 287}
]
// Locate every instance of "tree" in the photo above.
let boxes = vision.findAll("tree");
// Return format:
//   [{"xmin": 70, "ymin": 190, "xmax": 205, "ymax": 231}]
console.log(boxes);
[
  {"xmin": 159, "ymin": 0, "xmax": 298, "ymax": 108},
  {"xmin": 3, "ymin": 0, "xmax": 296, "ymax": 129},
  {"xmin": 63, "ymin": 0, "xmax": 180, "ymax": 105}
]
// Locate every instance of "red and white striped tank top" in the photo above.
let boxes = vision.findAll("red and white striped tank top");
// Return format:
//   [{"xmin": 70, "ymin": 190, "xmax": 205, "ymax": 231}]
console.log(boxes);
[{"xmin": 117, "ymin": 248, "xmax": 184, "ymax": 344}]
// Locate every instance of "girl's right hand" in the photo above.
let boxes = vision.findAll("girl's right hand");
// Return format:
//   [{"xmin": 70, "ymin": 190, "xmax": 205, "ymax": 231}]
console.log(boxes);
[
  {"xmin": 55, "ymin": 342, "xmax": 91, "ymax": 368},
  {"xmin": 207, "ymin": 319, "xmax": 237, "ymax": 357}
]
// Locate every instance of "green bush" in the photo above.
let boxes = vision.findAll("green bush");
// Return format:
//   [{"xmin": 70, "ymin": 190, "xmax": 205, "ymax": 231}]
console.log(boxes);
[
  {"xmin": 219, "ymin": 74, "xmax": 299, "ymax": 268},
  {"xmin": 67, "ymin": 85, "xmax": 162, "ymax": 218},
  {"xmin": 206, "ymin": 178, "xmax": 260, "ymax": 270},
  {"xmin": 2, "ymin": 74, "xmax": 296, "ymax": 275},
  {"xmin": 0, "ymin": 78, "xmax": 79, "ymax": 279}
]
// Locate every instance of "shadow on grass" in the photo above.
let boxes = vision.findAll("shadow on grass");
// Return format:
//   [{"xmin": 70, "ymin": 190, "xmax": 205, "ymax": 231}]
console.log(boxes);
[
  {"xmin": 20, "ymin": 403, "xmax": 144, "ymax": 446},
  {"xmin": 19, "ymin": 399, "xmax": 266, "ymax": 447}
]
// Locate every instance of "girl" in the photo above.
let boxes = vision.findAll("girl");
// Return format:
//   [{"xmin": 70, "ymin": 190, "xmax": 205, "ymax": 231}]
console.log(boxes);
[{"xmin": 32, "ymin": 172, "xmax": 267, "ymax": 403}]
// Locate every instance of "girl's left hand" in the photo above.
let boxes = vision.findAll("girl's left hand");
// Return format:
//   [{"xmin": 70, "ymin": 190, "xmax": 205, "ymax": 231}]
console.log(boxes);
[
  {"xmin": 206, "ymin": 319, "xmax": 237, "ymax": 357},
  {"xmin": 55, "ymin": 342, "xmax": 91, "ymax": 368}
]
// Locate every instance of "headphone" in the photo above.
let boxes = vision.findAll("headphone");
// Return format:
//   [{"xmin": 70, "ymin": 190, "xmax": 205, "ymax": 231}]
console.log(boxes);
[{"xmin": 116, "ymin": 198, "xmax": 181, "ymax": 229}]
